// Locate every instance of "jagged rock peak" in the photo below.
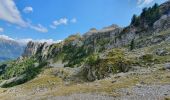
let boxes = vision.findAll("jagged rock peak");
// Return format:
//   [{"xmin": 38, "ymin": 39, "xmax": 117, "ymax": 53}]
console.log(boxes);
[
  {"xmin": 101, "ymin": 24, "xmax": 120, "ymax": 32},
  {"xmin": 103, "ymin": 24, "xmax": 119, "ymax": 29},
  {"xmin": 160, "ymin": 0, "xmax": 170, "ymax": 14},
  {"xmin": 83, "ymin": 24, "xmax": 121, "ymax": 38},
  {"xmin": 22, "ymin": 41, "xmax": 49, "ymax": 57}
]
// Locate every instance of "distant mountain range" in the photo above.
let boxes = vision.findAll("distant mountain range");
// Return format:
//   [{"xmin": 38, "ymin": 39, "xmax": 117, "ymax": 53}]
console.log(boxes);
[{"xmin": 0, "ymin": 38, "xmax": 25, "ymax": 62}]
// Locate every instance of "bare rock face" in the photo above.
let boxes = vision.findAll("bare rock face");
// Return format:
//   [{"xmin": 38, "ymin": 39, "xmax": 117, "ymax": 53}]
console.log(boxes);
[
  {"xmin": 83, "ymin": 24, "xmax": 121, "ymax": 39},
  {"xmin": 83, "ymin": 28, "xmax": 98, "ymax": 38},
  {"xmin": 83, "ymin": 24, "xmax": 123, "ymax": 51},
  {"xmin": 154, "ymin": 14, "xmax": 170, "ymax": 32},
  {"xmin": 22, "ymin": 41, "xmax": 53, "ymax": 61},
  {"xmin": 164, "ymin": 63, "xmax": 170, "ymax": 69},
  {"xmin": 22, "ymin": 41, "xmax": 64, "ymax": 62},
  {"xmin": 153, "ymin": 0, "xmax": 170, "ymax": 32},
  {"xmin": 22, "ymin": 41, "xmax": 43, "ymax": 57},
  {"xmin": 160, "ymin": 0, "xmax": 170, "ymax": 14}
]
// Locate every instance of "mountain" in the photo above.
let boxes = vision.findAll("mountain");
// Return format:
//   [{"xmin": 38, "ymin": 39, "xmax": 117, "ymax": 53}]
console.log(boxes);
[
  {"xmin": 21, "ymin": 1, "xmax": 170, "ymax": 67},
  {"xmin": 0, "ymin": 37, "xmax": 25, "ymax": 62},
  {"xmin": 0, "ymin": 1, "xmax": 170, "ymax": 100}
]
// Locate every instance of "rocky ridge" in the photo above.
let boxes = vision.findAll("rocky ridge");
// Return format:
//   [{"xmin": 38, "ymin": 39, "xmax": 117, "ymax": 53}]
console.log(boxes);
[
  {"xmin": 23, "ymin": 1, "xmax": 170, "ymax": 60},
  {"xmin": 0, "ymin": 1, "xmax": 170, "ymax": 100},
  {"xmin": 15, "ymin": 0, "xmax": 170, "ymax": 82}
]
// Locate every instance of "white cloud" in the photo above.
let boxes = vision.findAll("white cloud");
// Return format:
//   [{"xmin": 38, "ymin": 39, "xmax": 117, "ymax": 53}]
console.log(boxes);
[
  {"xmin": 53, "ymin": 18, "xmax": 68, "ymax": 26},
  {"xmin": 137, "ymin": 0, "xmax": 142, "ymax": 4},
  {"xmin": 17, "ymin": 38, "xmax": 33, "ymax": 44},
  {"xmin": 26, "ymin": 19, "xmax": 48, "ymax": 33},
  {"xmin": 137, "ymin": 0, "xmax": 154, "ymax": 7},
  {"xmin": 70, "ymin": 18, "xmax": 77, "ymax": 23},
  {"xmin": 0, "ymin": 34, "xmax": 14, "ymax": 40},
  {"xmin": 50, "ymin": 18, "xmax": 68, "ymax": 29},
  {"xmin": 0, "ymin": 0, "xmax": 27, "ymax": 26},
  {"xmin": 0, "ymin": 0, "xmax": 48, "ymax": 33},
  {"xmin": 49, "ymin": 25, "xmax": 57, "ymax": 29},
  {"xmin": 0, "ymin": 34, "xmax": 62, "ymax": 45},
  {"xmin": 50, "ymin": 18, "xmax": 77, "ymax": 29},
  {"xmin": 23, "ymin": 6, "xmax": 33, "ymax": 13},
  {"xmin": 143, "ymin": 0, "xmax": 154, "ymax": 5},
  {"xmin": 29, "ymin": 24, "xmax": 48, "ymax": 33},
  {"xmin": 17, "ymin": 38, "xmax": 62, "ymax": 45},
  {"xmin": 0, "ymin": 27, "xmax": 4, "ymax": 32}
]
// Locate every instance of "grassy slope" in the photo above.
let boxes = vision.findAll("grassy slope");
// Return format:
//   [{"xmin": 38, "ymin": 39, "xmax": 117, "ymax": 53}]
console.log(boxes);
[
  {"xmin": 0, "ymin": 40, "xmax": 170, "ymax": 99},
  {"xmin": 0, "ymin": 67, "xmax": 169, "ymax": 100},
  {"xmin": 0, "ymin": 28, "xmax": 170, "ymax": 99}
]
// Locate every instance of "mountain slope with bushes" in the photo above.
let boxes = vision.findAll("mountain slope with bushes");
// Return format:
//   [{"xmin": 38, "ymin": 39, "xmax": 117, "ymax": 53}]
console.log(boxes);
[{"xmin": 0, "ymin": 1, "xmax": 170, "ymax": 100}]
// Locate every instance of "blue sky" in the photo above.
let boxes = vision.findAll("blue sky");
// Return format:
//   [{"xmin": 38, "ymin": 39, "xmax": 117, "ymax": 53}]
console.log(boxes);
[{"xmin": 0, "ymin": 0, "xmax": 168, "ymax": 43}]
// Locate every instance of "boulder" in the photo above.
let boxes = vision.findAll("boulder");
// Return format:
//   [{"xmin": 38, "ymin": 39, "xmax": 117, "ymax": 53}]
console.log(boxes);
[
  {"xmin": 164, "ymin": 63, "xmax": 170, "ymax": 69},
  {"xmin": 155, "ymin": 48, "xmax": 169, "ymax": 56}
]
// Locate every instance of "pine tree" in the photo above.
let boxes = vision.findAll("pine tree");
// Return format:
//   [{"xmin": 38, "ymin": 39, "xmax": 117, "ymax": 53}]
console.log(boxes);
[
  {"xmin": 141, "ymin": 7, "xmax": 148, "ymax": 18},
  {"xmin": 130, "ymin": 39, "xmax": 135, "ymax": 50},
  {"xmin": 140, "ymin": 3, "xmax": 160, "ymax": 26},
  {"xmin": 131, "ymin": 14, "xmax": 140, "ymax": 26},
  {"xmin": 131, "ymin": 14, "xmax": 137, "ymax": 24}
]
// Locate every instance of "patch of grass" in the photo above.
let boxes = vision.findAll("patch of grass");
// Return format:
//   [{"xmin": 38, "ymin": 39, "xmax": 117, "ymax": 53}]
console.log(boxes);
[
  {"xmin": 159, "ymin": 29, "xmax": 170, "ymax": 35},
  {"xmin": 45, "ymin": 74, "xmax": 139, "ymax": 97},
  {"xmin": 165, "ymin": 97, "xmax": 170, "ymax": 100}
]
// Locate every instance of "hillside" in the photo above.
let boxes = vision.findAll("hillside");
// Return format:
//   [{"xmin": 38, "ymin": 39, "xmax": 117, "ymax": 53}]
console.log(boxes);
[{"xmin": 0, "ymin": 1, "xmax": 170, "ymax": 100}]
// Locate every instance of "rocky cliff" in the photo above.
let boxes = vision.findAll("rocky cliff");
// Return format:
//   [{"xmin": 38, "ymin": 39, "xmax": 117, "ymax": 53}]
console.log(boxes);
[
  {"xmin": 1, "ymin": 0, "xmax": 170, "ymax": 87},
  {"xmin": 23, "ymin": 0, "xmax": 170, "ymax": 62},
  {"xmin": 1, "ymin": 1, "xmax": 170, "ymax": 99}
]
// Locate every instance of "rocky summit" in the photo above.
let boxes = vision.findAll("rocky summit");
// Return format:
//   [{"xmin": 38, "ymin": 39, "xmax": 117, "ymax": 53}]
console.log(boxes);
[{"xmin": 0, "ymin": 1, "xmax": 170, "ymax": 100}]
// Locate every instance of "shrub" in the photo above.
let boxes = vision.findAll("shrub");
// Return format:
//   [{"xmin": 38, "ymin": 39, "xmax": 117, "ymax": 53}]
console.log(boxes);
[
  {"xmin": 86, "ymin": 53, "xmax": 99, "ymax": 66},
  {"xmin": 82, "ymin": 49, "xmax": 133, "ymax": 81},
  {"xmin": 107, "ymin": 57, "xmax": 132, "ymax": 73},
  {"xmin": 131, "ymin": 14, "xmax": 140, "ymax": 26},
  {"xmin": 130, "ymin": 39, "xmax": 135, "ymax": 50},
  {"xmin": 137, "ymin": 54, "xmax": 156, "ymax": 67},
  {"xmin": 140, "ymin": 54, "xmax": 154, "ymax": 62}
]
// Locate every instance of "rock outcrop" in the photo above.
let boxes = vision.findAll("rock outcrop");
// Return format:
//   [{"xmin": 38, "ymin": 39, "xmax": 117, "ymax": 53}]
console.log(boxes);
[
  {"xmin": 22, "ymin": 41, "xmax": 65, "ymax": 64},
  {"xmin": 22, "ymin": 41, "xmax": 43, "ymax": 57},
  {"xmin": 18, "ymin": 0, "xmax": 170, "ymax": 81},
  {"xmin": 154, "ymin": 14, "xmax": 170, "ymax": 32},
  {"xmin": 0, "ymin": 1, "xmax": 170, "ymax": 89}
]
